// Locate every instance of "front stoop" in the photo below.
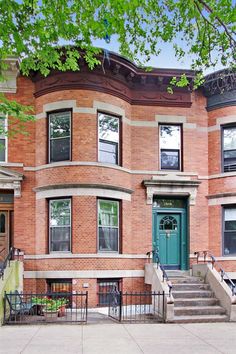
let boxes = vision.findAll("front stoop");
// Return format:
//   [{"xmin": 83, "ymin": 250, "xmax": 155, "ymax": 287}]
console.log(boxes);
[{"xmin": 170, "ymin": 275, "xmax": 229, "ymax": 323}]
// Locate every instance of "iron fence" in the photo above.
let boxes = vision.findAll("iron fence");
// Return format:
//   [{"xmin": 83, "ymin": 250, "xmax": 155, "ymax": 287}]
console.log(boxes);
[
  {"xmin": 4, "ymin": 291, "xmax": 88, "ymax": 325},
  {"xmin": 108, "ymin": 290, "xmax": 165, "ymax": 323}
]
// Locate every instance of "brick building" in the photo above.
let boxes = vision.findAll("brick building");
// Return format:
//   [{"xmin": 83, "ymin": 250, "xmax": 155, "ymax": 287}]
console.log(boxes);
[{"xmin": 0, "ymin": 53, "xmax": 236, "ymax": 307}]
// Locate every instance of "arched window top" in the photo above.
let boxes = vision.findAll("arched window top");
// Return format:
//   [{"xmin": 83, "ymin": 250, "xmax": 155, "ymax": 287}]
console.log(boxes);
[{"xmin": 159, "ymin": 216, "xmax": 177, "ymax": 230}]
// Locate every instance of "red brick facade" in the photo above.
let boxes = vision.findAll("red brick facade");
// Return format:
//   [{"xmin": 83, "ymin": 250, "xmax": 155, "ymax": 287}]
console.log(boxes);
[{"xmin": 1, "ymin": 54, "xmax": 236, "ymax": 307}]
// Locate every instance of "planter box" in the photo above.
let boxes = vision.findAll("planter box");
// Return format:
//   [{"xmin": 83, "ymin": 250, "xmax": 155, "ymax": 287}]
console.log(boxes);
[{"xmin": 43, "ymin": 310, "xmax": 59, "ymax": 321}]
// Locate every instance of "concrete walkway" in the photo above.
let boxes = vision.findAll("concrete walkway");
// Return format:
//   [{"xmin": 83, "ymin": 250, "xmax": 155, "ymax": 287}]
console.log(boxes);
[{"xmin": 0, "ymin": 320, "xmax": 236, "ymax": 353}]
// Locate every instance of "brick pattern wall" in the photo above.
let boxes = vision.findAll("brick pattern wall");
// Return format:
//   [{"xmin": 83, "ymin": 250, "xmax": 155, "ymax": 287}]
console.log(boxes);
[{"xmin": 3, "ymin": 74, "xmax": 236, "ymax": 299}]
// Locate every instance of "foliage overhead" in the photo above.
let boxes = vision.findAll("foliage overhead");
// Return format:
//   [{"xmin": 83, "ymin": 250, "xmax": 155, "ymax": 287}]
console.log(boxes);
[
  {"xmin": 0, "ymin": 0, "xmax": 235, "ymax": 135},
  {"xmin": 0, "ymin": 0, "xmax": 235, "ymax": 76}
]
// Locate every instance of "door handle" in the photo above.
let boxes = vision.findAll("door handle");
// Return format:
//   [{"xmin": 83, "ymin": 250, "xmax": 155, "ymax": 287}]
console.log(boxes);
[{"xmin": 165, "ymin": 231, "xmax": 171, "ymax": 238}]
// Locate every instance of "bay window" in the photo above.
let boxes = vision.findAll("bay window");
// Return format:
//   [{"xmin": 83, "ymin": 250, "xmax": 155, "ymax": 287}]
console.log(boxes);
[
  {"xmin": 222, "ymin": 126, "xmax": 236, "ymax": 172},
  {"xmin": 159, "ymin": 124, "xmax": 181, "ymax": 170},
  {"xmin": 49, "ymin": 111, "xmax": 71, "ymax": 163},
  {"xmin": 49, "ymin": 199, "xmax": 71, "ymax": 252},
  {"xmin": 98, "ymin": 199, "xmax": 119, "ymax": 252},
  {"xmin": 98, "ymin": 113, "xmax": 120, "ymax": 165}
]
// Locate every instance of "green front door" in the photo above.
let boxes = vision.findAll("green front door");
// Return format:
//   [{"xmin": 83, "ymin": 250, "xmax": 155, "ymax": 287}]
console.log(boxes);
[{"xmin": 155, "ymin": 213, "xmax": 181, "ymax": 269}]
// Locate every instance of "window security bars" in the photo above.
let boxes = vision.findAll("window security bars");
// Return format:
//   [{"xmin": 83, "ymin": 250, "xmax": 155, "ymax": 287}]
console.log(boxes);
[
  {"xmin": 108, "ymin": 288, "xmax": 165, "ymax": 323},
  {"xmin": 4, "ymin": 291, "xmax": 88, "ymax": 325}
]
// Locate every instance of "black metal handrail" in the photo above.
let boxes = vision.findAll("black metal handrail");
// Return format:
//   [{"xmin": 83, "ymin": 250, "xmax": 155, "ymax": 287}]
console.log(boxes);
[
  {"xmin": 147, "ymin": 250, "xmax": 172, "ymax": 296},
  {"xmin": 194, "ymin": 250, "xmax": 236, "ymax": 296},
  {"xmin": 0, "ymin": 247, "xmax": 19, "ymax": 281}
]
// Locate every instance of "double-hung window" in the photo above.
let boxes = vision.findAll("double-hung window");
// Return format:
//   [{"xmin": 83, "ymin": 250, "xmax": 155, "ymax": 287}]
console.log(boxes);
[
  {"xmin": 159, "ymin": 124, "xmax": 181, "ymax": 170},
  {"xmin": 222, "ymin": 126, "xmax": 236, "ymax": 172},
  {"xmin": 98, "ymin": 199, "xmax": 119, "ymax": 252},
  {"xmin": 223, "ymin": 207, "xmax": 236, "ymax": 256},
  {"xmin": 98, "ymin": 113, "xmax": 120, "ymax": 165},
  {"xmin": 49, "ymin": 111, "xmax": 71, "ymax": 163},
  {"xmin": 49, "ymin": 199, "xmax": 71, "ymax": 252},
  {"xmin": 0, "ymin": 116, "xmax": 7, "ymax": 162}
]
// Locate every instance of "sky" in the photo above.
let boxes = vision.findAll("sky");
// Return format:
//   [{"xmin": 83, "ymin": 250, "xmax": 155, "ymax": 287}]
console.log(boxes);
[{"xmin": 93, "ymin": 37, "xmax": 224, "ymax": 75}]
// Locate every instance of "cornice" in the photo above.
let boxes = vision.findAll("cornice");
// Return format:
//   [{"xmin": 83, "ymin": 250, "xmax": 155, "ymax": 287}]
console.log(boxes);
[{"xmin": 31, "ymin": 51, "xmax": 193, "ymax": 108}]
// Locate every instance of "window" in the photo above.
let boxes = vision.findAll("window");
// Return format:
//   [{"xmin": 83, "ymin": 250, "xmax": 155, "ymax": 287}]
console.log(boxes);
[
  {"xmin": 49, "ymin": 199, "xmax": 71, "ymax": 252},
  {"xmin": 98, "ymin": 199, "xmax": 119, "ymax": 252},
  {"xmin": 49, "ymin": 111, "xmax": 71, "ymax": 163},
  {"xmin": 97, "ymin": 279, "xmax": 121, "ymax": 306},
  {"xmin": 47, "ymin": 279, "xmax": 72, "ymax": 306},
  {"xmin": 98, "ymin": 113, "xmax": 120, "ymax": 165},
  {"xmin": 223, "ymin": 207, "xmax": 236, "ymax": 256},
  {"xmin": 0, "ymin": 116, "xmax": 7, "ymax": 162},
  {"xmin": 222, "ymin": 126, "xmax": 236, "ymax": 172},
  {"xmin": 159, "ymin": 125, "xmax": 181, "ymax": 170}
]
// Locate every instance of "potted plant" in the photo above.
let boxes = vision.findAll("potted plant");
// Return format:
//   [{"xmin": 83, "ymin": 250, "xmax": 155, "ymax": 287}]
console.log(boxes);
[
  {"xmin": 55, "ymin": 298, "xmax": 69, "ymax": 317},
  {"xmin": 43, "ymin": 301, "xmax": 60, "ymax": 321}
]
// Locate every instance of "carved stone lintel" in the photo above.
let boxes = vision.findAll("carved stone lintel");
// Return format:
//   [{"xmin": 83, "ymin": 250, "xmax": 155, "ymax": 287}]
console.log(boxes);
[{"xmin": 143, "ymin": 176, "xmax": 201, "ymax": 206}]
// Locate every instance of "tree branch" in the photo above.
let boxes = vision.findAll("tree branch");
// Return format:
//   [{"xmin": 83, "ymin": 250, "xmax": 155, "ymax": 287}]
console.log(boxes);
[{"xmin": 196, "ymin": 0, "xmax": 236, "ymax": 46}]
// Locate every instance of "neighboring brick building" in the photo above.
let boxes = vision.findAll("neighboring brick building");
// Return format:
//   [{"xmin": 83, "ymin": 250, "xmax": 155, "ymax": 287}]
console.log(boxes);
[{"xmin": 0, "ymin": 53, "xmax": 236, "ymax": 306}]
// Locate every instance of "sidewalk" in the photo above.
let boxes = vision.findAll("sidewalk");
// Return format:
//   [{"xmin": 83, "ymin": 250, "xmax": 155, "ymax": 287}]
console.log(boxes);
[{"xmin": 0, "ymin": 315, "xmax": 235, "ymax": 354}]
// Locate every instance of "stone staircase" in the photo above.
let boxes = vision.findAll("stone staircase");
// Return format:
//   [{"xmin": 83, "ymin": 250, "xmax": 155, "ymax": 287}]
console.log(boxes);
[{"xmin": 168, "ymin": 272, "xmax": 229, "ymax": 323}]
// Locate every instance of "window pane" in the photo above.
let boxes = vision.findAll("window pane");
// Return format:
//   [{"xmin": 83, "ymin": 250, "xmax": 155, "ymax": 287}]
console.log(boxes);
[
  {"xmin": 98, "ymin": 200, "xmax": 118, "ymax": 227},
  {"xmin": 224, "ymin": 150, "xmax": 236, "ymax": 172},
  {"xmin": 50, "ymin": 227, "xmax": 70, "ymax": 252},
  {"xmin": 225, "ymin": 208, "xmax": 236, "ymax": 221},
  {"xmin": 50, "ymin": 200, "xmax": 70, "ymax": 226},
  {"xmin": 99, "ymin": 227, "xmax": 118, "ymax": 252},
  {"xmin": 224, "ymin": 231, "xmax": 236, "ymax": 255},
  {"xmin": 161, "ymin": 150, "xmax": 179, "ymax": 170},
  {"xmin": 99, "ymin": 140, "xmax": 118, "ymax": 164},
  {"xmin": 49, "ymin": 112, "xmax": 70, "ymax": 138},
  {"xmin": 224, "ymin": 127, "xmax": 236, "ymax": 151},
  {"xmin": 50, "ymin": 137, "xmax": 70, "ymax": 162},
  {"xmin": 160, "ymin": 125, "xmax": 181, "ymax": 149},
  {"xmin": 0, "ymin": 139, "xmax": 6, "ymax": 162},
  {"xmin": 99, "ymin": 113, "xmax": 119, "ymax": 142}
]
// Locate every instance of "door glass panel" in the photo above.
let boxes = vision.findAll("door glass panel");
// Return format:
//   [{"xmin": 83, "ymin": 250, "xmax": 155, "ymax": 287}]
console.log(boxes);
[
  {"xmin": 0, "ymin": 212, "xmax": 6, "ymax": 234},
  {"xmin": 159, "ymin": 216, "xmax": 178, "ymax": 230}
]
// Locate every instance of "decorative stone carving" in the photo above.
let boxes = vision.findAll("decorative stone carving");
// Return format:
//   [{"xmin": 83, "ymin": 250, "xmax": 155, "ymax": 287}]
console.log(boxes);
[
  {"xmin": 143, "ymin": 175, "xmax": 201, "ymax": 206},
  {"xmin": 32, "ymin": 51, "xmax": 193, "ymax": 107},
  {"xmin": 0, "ymin": 166, "xmax": 23, "ymax": 197},
  {"xmin": 0, "ymin": 57, "xmax": 19, "ymax": 93}
]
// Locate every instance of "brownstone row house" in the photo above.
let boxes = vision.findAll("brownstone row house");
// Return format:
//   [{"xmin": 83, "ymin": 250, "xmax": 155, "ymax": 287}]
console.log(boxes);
[{"xmin": 0, "ymin": 52, "xmax": 236, "ymax": 307}]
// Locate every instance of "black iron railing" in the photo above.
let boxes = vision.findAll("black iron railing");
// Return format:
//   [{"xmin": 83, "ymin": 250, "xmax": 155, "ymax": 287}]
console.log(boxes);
[
  {"xmin": 194, "ymin": 250, "xmax": 236, "ymax": 296},
  {"xmin": 0, "ymin": 247, "xmax": 19, "ymax": 281},
  {"xmin": 146, "ymin": 250, "xmax": 172, "ymax": 296},
  {"xmin": 4, "ymin": 291, "xmax": 88, "ymax": 324},
  {"xmin": 108, "ymin": 288, "xmax": 165, "ymax": 323}
]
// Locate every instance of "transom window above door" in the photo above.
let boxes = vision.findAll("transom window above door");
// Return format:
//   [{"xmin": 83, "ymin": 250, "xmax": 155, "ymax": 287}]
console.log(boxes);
[
  {"xmin": 159, "ymin": 124, "xmax": 181, "ymax": 170},
  {"xmin": 49, "ymin": 111, "xmax": 71, "ymax": 163},
  {"xmin": 222, "ymin": 126, "xmax": 236, "ymax": 172},
  {"xmin": 98, "ymin": 113, "xmax": 120, "ymax": 165}
]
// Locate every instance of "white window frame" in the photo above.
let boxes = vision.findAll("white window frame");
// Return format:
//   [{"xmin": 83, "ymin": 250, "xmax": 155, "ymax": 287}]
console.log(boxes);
[
  {"xmin": 98, "ymin": 112, "xmax": 120, "ymax": 165},
  {"xmin": 222, "ymin": 125, "xmax": 236, "ymax": 173},
  {"xmin": 49, "ymin": 198, "xmax": 71, "ymax": 253},
  {"xmin": 159, "ymin": 124, "xmax": 182, "ymax": 171},
  {"xmin": 48, "ymin": 111, "xmax": 71, "ymax": 163},
  {"xmin": 0, "ymin": 115, "xmax": 7, "ymax": 163},
  {"xmin": 222, "ymin": 206, "xmax": 236, "ymax": 256},
  {"xmin": 97, "ymin": 199, "xmax": 119, "ymax": 253}
]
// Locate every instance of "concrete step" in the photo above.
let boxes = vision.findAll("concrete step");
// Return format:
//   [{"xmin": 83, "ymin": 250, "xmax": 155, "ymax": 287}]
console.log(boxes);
[
  {"xmin": 174, "ymin": 306, "xmax": 226, "ymax": 316},
  {"xmin": 173, "ymin": 314, "xmax": 229, "ymax": 323},
  {"xmin": 172, "ymin": 290, "xmax": 214, "ymax": 298},
  {"xmin": 172, "ymin": 283, "xmax": 210, "ymax": 291},
  {"xmin": 174, "ymin": 298, "xmax": 219, "ymax": 307},
  {"xmin": 170, "ymin": 277, "xmax": 204, "ymax": 284},
  {"xmin": 166, "ymin": 270, "xmax": 190, "ymax": 278}
]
